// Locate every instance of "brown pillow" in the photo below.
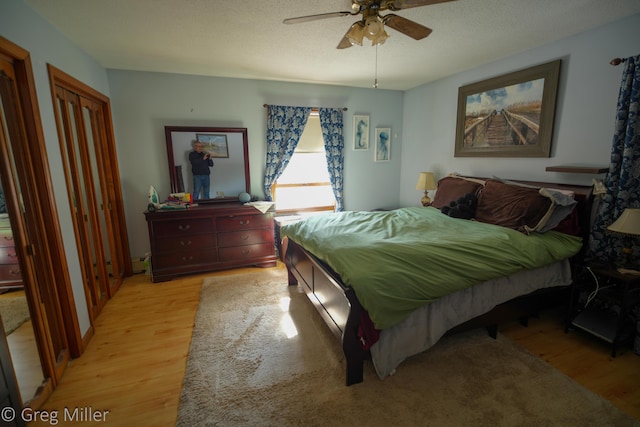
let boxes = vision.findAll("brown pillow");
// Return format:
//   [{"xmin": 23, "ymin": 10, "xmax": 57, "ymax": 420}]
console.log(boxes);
[
  {"xmin": 431, "ymin": 176, "xmax": 483, "ymax": 209},
  {"xmin": 475, "ymin": 179, "xmax": 552, "ymax": 233}
]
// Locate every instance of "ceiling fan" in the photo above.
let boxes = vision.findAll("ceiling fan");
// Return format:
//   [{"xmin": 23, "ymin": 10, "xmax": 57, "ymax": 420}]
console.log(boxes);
[{"xmin": 283, "ymin": 0, "xmax": 456, "ymax": 49}]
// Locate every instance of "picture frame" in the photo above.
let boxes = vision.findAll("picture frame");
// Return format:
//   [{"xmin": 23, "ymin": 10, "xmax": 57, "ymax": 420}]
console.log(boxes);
[
  {"xmin": 353, "ymin": 114, "xmax": 370, "ymax": 150},
  {"xmin": 374, "ymin": 127, "xmax": 391, "ymax": 162},
  {"xmin": 196, "ymin": 133, "xmax": 229, "ymax": 158},
  {"xmin": 454, "ymin": 60, "xmax": 561, "ymax": 158}
]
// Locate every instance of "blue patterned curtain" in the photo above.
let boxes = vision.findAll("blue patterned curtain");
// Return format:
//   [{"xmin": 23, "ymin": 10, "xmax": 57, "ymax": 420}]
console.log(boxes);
[
  {"xmin": 589, "ymin": 54, "xmax": 640, "ymax": 268},
  {"xmin": 319, "ymin": 108, "xmax": 345, "ymax": 211},
  {"xmin": 263, "ymin": 105, "xmax": 311, "ymax": 201}
]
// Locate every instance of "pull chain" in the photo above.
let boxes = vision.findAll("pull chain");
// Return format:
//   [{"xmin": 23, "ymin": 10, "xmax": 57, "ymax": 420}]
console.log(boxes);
[{"xmin": 373, "ymin": 44, "xmax": 379, "ymax": 89}]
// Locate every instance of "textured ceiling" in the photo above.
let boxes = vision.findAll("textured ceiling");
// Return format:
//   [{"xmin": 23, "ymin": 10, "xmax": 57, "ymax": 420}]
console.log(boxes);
[{"xmin": 24, "ymin": 0, "xmax": 640, "ymax": 91}]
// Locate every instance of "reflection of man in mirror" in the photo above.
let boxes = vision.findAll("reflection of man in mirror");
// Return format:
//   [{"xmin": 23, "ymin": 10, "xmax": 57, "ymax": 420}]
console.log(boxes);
[
  {"xmin": 189, "ymin": 141, "xmax": 214, "ymax": 200},
  {"xmin": 376, "ymin": 131, "xmax": 389, "ymax": 161}
]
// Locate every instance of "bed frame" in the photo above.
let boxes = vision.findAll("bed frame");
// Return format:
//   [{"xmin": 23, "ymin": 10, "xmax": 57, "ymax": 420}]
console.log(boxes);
[{"xmin": 283, "ymin": 179, "xmax": 595, "ymax": 386}]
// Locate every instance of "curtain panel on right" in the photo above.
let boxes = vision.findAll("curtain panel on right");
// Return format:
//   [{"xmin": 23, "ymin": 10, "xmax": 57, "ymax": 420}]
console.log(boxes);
[{"xmin": 589, "ymin": 54, "xmax": 640, "ymax": 268}]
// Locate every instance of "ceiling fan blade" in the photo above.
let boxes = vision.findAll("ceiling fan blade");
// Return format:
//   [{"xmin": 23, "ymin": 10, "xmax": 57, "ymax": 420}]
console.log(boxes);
[
  {"xmin": 384, "ymin": 14, "xmax": 432, "ymax": 40},
  {"xmin": 390, "ymin": 0, "xmax": 456, "ymax": 10},
  {"xmin": 283, "ymin": 11, "xmax": 353, "ymax": 25}
]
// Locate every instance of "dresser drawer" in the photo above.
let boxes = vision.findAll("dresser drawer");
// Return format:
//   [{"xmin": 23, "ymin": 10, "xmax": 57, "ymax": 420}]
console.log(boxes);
[
  {"xmin": 219, "ymin": 243, "xmax": 274, "ymax": 262},
  {"xmin": 154, "ymin": 233, "xmax": 216, "ymax": 253},
  {"xmin": 216, "ymin": 214, "xmax": 272, "ymax": 231},
  {"xmin": 153, "ymin": 218, "xmax": 213, "ymax": 237},
  {"xmin": 0, "ymin": 264, "xmax": 21, "ymax": 281},
  {"xmin": 153, "ymin": 248, "xmax": 218, "ymax": 268},
  {"xmin": 218, "ymin": 229, "xmax": 273, "ymax": 248},
  {"xmin": 0, "ymin": 232, "xmax": 15, "ymax": 248},
  {"xmin": 0, "ymin": 247, "xmax": 19, "ymax": 265}
]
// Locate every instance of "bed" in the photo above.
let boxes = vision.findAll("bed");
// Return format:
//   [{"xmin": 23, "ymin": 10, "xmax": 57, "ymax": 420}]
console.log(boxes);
[{"xmin": 280, "ymin": 176, "xmax": 594, "ymax": 385}]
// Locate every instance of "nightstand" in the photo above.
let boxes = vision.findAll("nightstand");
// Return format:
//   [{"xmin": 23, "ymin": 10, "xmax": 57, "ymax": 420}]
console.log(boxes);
[{"xmin": 567, "ymin": 264, "xmax": 640, "ymax": 356}]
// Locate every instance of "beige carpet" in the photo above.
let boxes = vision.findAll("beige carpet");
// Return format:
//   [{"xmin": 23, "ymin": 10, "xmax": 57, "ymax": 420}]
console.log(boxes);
[
  {"xmin": 0, "ymin": 293, "xmax": 30, "ymax": 335},
  {"xmin": 177, "ymin": 268, "xmax": 638, "ymax": 427}
]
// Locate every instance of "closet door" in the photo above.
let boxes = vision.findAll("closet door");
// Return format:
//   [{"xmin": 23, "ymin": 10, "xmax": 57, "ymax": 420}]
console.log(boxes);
[
  {"xmin": 48, "ymin": 64, "xmax": 132, "ymax": 322},
  {"xmin": 54, "ymin": 87, "xmax": 109, "ymax": 318},
  {"xmin": 80, "ymin": 98, "xmax": 125, "ymax": 295},
  {"xmin": 0, "ymin": 43, "xmax": 70, "ymax": 407}
]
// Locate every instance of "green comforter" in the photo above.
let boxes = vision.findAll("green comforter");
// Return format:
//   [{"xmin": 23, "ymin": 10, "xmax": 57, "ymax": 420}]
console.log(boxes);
[{"xmin": 281, "ymin": 207, "xmax": 582, "ymax": 330}]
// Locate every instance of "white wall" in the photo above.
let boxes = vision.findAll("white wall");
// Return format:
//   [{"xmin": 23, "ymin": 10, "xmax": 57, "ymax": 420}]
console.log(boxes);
[
  {"xmin": 399, "ymin": 13, "xmax": 640, "ymax": 207},
  {"xmin": 0, "ymin": 0, "xmax": 113, "ymax": 335},
  {"xmin": 107, "ymin": 71, "xmax": 404, "ymax": 258}
]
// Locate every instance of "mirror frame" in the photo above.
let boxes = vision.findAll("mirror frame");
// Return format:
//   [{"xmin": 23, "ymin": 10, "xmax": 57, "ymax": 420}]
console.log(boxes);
[{"xmin": 165, "ymin": 126, "xmax": 250, "ymax": 203}]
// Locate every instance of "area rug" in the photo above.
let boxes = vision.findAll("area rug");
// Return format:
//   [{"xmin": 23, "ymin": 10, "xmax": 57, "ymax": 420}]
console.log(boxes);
[
  {"xmin": 177, "ymin": 268, "xmax": 638, "ymax": 427},
  {"xmin": 0, "ymin": 293, "xmax": 30, "ymax": 335}
]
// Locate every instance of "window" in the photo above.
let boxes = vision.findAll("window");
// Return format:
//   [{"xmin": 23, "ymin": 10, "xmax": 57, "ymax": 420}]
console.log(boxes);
[{"xmin": 272, "ymin": 113, "xmax": 336, "ymax": 214}]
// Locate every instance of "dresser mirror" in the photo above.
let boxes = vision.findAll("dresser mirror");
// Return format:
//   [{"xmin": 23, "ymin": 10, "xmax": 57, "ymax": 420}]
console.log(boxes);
[{"xmin": 165, "ymin": 126, "xmax": 250, "ymax": 203}]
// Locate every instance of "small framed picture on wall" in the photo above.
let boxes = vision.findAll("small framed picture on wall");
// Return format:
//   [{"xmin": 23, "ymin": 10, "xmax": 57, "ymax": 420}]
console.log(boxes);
[
  {"xmin": 374, "ymin": 128, "xmax": 391, "ymax": 162},
  {"xmin": 353, "ymin": 114, "xmax": 369, "ymax": 150}
]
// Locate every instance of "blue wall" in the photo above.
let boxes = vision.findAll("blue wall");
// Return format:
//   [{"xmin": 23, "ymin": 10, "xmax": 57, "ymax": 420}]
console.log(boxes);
[
  {"xmin": 399, "ymin": 13, "xmax": 640, "ymax": 206},
  {"xmin": 107, "ymin": 71, "xmax": 404, "ymax": 257}
]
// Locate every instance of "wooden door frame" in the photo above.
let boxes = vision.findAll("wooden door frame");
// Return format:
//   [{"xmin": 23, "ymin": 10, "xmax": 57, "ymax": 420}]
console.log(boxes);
[{"xmin": 47, "ymin": 65, "xmax": 132, "ymax": 310}]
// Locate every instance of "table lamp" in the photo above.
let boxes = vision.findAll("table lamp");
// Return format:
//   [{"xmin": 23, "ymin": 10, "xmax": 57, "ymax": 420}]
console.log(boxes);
[
  {"xmin": 415, "ymin": 172, "xmax": 437, "ymax": 206},
  {"xmin": 607, "ymin": 208, "xmax": 640, "ymax": 269}
]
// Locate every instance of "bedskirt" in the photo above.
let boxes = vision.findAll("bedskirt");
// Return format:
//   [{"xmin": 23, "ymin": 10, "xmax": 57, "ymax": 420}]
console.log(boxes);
[{"xmin": 371, "ymin": 259, "xmax": 572, "ymax": 378}]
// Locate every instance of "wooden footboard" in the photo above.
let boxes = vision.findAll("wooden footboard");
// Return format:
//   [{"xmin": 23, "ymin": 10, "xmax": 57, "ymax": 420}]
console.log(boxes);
[{"xmin": 284, "ymin": 238, "xmax": 368, "ymax": 385}]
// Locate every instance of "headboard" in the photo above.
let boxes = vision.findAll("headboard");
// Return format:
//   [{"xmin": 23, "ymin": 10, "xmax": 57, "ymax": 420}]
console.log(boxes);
[{"xmin": 433, "ymin": 175, "xmax": 595, "ymax": 264}]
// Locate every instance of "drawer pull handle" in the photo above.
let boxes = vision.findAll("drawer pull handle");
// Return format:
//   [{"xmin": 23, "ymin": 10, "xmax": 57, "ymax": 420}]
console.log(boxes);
[
  {"xmin": 241, "ymin": 235, "xmax": 249, "ymax": 240},
  {"xmin": 9, "ymin": 269, "xmax": 20, "ymax": 275},
  {"xmin": 239, "ymin": 220, "xmax": 250, "ymax": 225},
  {"xmin": 181, "ymin": 256, "xmax": 194, "ymax": 262},
  {"xmin": 180, "ymin": 240, "xmax": 192, "ymax": 247},
  {"xmin": 7, "ymin": 253, "xmax": 18, "ymax": 259},
  {"xmin": 178, "ymin": 224, "xmax": 191, "ymax": 231},
  {"xmin": 242, "ymin": 249, "xmax": 250, "ymax": 255},
  {"xmin": 3, "ymin": 236, "xmax": 13, "ymax": 241}
]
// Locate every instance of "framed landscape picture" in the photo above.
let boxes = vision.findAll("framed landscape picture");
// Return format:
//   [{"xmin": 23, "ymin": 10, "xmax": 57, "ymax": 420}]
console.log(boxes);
[
  {"xmin": 196, "ymin": 133, "xmax": 229, "ymax": 158},
  {"xmin": 454, "ymin": 60, "xmax": 561, "ymax": 157}
]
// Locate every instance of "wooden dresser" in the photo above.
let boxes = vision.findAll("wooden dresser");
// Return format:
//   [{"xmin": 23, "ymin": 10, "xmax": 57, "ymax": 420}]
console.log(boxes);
[
  {"xmin": 144, "ymin": 203, "xmax": 277, "ymax": 282},
  {"xmin": 0, "ymin": 217, "xmax": 22, "ymax": 291}
]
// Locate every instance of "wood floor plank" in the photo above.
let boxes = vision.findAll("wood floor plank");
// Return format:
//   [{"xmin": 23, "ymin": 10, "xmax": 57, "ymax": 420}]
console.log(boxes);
[
  {"xmin": 27, "ymin": 265, "xmax": 639, "ymax": 425},
  {"xmin": 501, "ymin": 307, "xmax": 640, "ymax": 420}
]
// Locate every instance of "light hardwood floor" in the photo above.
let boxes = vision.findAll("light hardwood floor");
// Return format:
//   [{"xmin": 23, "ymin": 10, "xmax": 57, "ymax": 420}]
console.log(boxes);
[
  {"xmin": 26, "ymin": 264, "xmax": 639, "ymax": 425},
  {"xmin": 501, "ymin": 306, "xmax": 640, "ymax": 420}
]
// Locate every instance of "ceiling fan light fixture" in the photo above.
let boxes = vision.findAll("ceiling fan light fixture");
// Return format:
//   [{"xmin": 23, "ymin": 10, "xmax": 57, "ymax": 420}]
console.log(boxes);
[
  {"xmin": 371, "ymin": 28, "xmax": 389, "ymax": 46},
  {"xmin": 346, "ymin": 21, "xmax": 365, "ymax": 46},
  {"xmin": 365, "ymin": 16, "xmax": 383, "ymax": 37}
]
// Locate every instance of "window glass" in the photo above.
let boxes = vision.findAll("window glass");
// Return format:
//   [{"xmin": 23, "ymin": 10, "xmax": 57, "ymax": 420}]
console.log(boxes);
[{"xmin": 274, "ymin": 114, "xmax": 335, "ymax": 213}]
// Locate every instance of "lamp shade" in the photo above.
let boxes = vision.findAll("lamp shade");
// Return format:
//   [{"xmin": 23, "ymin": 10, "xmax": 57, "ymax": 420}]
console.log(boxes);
[
  {"xmin": 607, "ymin": 208, "xmax": 640, "ymax": 236},
  {"xmin": 347, "ymin": 22, "xmax": 364, "ymax": 46},
  {"xmin": 415, "ymin": 172, "xmax": 437, "ymax": 191}
]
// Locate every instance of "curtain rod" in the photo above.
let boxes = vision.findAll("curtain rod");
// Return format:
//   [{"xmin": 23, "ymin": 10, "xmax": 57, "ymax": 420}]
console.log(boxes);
[
  {"xmin": 263, "ymin": 104, "xmax": 348, "ymax": 111},
  {"xmin": 610, "ymin": 57, "xmax": 627, "ymax": 66}
]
